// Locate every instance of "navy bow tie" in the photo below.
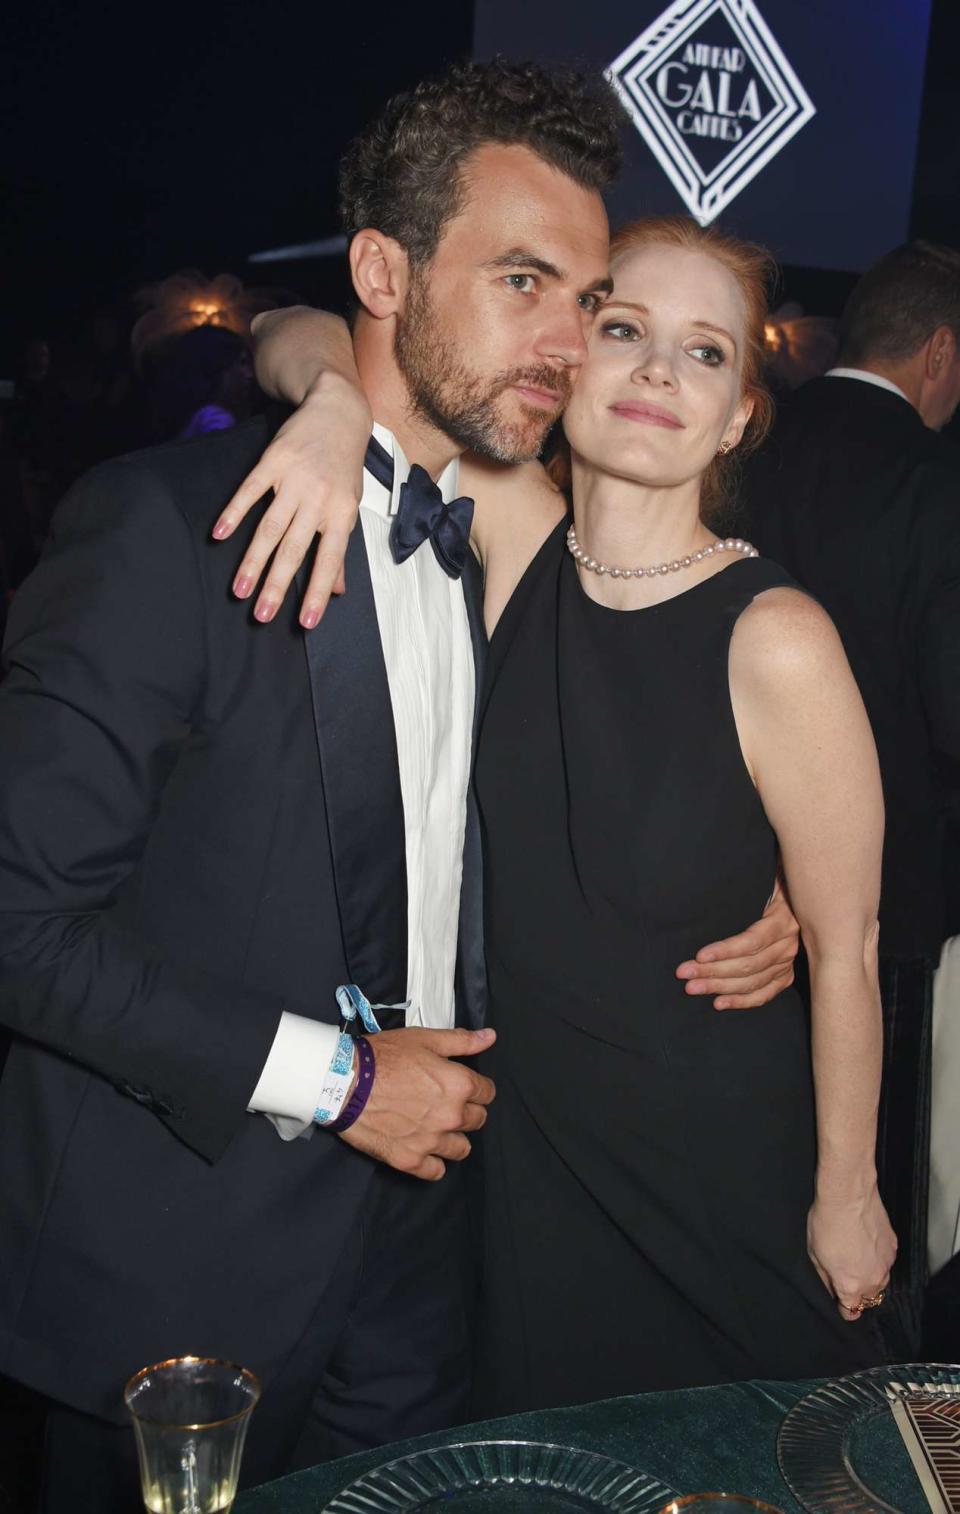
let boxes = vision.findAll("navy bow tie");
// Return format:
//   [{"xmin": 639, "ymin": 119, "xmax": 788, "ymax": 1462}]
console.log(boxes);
[{"xmin": 365, "ymin": 436, "xmax": 475, "ymax": 580}]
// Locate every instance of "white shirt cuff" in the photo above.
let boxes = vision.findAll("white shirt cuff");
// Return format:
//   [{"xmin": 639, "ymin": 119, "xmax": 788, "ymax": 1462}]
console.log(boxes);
[{"xmin": 247, "ymin": 1012, "xmax": 341, "ymax": 1142}]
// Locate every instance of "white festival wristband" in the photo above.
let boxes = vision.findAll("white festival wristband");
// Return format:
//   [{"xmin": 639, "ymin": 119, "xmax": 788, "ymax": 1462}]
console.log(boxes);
[
  {"xmin": 313, "ymin": 1030, "xmax": 357, "ymax": 1126},
  {"xmin": 312, "ymin": 985, "xmax": 411, "ymax": 1127}
]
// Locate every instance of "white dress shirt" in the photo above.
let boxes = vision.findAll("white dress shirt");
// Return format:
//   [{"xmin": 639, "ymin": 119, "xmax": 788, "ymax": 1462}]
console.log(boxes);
[
  {"xmin": 825, "ymin": 367, "xmax": 912, "ymax": 405},
  {"xmin": 248, "ymin": 424, "xmax": 475, "ymax": 1138}
]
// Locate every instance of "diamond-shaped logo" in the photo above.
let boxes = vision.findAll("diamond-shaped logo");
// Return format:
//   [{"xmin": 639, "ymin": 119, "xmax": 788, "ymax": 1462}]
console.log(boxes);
[{"xmin": 607, "ymin": 0, "xmax": 815, "ymax": 224}]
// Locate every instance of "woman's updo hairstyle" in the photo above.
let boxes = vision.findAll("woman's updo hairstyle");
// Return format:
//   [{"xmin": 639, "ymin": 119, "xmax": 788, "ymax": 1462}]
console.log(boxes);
[{"xmin": 549, "ymin": 215, "xmax": 777, "ymax": 523}]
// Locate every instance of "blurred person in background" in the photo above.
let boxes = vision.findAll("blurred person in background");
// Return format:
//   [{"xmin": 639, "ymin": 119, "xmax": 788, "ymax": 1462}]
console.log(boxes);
[
  {"xmin": 761, "ymin": 302, "xmax": 840, "ymax": 397},
  {"xmin": 144, "ymin": 324, "xmax": 257, "ymax": 442},
  {"xmin": 6, "ymin": 336, "xmax": 71, "ymax": 560},
  {"xmin": 3, "ymin": 314, "xmax": 141, "ymax": 593},
  {"xmin": 131, "ymin": 270, "xmax": 278, "ymax": 443},
  {"xmin": 743, "ymin": 240, "xmax": 960, "ymax": 1355},
  {"xmin": 0, "ymin": 406, "xmax": 38, "ymax": 615}
]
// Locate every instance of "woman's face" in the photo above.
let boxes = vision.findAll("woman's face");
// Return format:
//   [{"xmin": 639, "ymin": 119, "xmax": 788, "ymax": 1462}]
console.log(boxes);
[{"xmin": 563, "ymin": 242, "xmax": 753, "ymax": 489}]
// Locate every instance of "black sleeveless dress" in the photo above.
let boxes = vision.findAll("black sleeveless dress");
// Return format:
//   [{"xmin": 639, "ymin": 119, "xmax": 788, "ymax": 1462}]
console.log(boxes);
[{"xmin": 473, "ymin": 518, "xmax": 885, "ymax": 1415}]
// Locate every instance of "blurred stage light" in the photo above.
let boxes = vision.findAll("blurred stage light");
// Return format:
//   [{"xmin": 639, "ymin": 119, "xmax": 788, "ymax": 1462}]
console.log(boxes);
[{"xmin": 248, "ymin": 236, "xmax": 348, "ymax": 264}]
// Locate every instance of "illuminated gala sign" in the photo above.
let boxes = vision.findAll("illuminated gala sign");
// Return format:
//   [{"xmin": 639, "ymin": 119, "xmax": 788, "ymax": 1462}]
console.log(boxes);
[
  {"xmin": 607, "ymin": 0, "xmax": 815, "ymax": 224},
  {"xmin": 473, "ymin": 0, "xmax": 934, "ymax": 271}
]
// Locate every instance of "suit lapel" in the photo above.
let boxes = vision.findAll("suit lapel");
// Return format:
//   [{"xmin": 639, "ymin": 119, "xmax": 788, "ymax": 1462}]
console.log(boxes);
[
  {"xmin": 299, "ymin": 528, "xmax": 408, "ymax": 1003},
  {"xmin": 455, "ymin": 551, "xmax": 488, "ymax": 1029},
  {"xmin": 461, "ymin": 551, "xmax": 487, "ymax": 725}
]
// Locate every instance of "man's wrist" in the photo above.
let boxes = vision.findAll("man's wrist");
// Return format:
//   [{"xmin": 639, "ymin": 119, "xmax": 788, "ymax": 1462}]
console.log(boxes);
[{"xmin": 344, "ymin": 1052, "xmax": 360, "ymax": 1101}]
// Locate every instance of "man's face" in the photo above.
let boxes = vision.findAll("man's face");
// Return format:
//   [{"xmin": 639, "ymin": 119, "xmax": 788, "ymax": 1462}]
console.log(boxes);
[{"xmin": 394, "ymin": 143, "xmax": 611, "ymax": 463}]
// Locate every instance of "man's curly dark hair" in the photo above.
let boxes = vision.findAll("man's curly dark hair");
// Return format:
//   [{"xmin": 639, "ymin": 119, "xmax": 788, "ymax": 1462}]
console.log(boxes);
[{"xmin": 339, "ymin": 58, "xmax": 624, "ymax": 266}]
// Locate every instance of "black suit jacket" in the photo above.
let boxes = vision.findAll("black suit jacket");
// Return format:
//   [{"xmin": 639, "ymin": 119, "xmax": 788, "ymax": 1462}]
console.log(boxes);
[
  {"xmin": 0, "ymin": 417, "xmax": 486, "ymax": 1418},
  {"xmin": 744, "ymin": 376, "xmax": 960, "ymax": 959}
]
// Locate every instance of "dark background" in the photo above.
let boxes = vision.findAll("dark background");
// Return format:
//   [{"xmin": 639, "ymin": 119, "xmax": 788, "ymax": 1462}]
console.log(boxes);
[{"xmin": 2, "ymin": 0, "xmax": 959, "ymax": 375}]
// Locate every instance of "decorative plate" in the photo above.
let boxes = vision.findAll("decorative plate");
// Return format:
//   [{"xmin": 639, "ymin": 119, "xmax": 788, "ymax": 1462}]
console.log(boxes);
[
  {"xmin": 777, "ymin": 1362, "xmax": 960, "ymax": 1514},
  {"xmin": 322, "ymin": 1439, "xmax": 677, "ymax": 1513}
]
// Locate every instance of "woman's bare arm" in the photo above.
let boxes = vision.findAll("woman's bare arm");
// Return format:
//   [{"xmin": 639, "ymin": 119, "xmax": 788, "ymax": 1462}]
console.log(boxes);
[
  {"xmin": 252, "ymin": 306, "xmax": 361, "ymax": 407},
  {"xmin": 730, "ymin": 586, "xmax": 896, "ymax": 1320},
  {"xmin": 212, "ymin": 304, "xmax": 566, "ymax": 629},
  {"xmin": 213, "ymin": 308, "xmax": 372, "ymax": 627}
]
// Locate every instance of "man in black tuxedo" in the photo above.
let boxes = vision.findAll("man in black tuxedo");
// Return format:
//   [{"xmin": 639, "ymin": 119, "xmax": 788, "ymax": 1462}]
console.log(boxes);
[
  {"xmin": 0, "ymin": 60, "xmax": 800, "ymax": 1513},
  {"xmin": 0, "ymin": 61, "xmax": 628, "ymax": 1511},
  {"xmin": 745, "ymin": 240, "xmax": 960, "ymax": 1352}
]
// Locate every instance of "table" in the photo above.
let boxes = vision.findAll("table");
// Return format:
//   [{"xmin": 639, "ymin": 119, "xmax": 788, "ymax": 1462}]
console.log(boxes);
[{"xmin": 235, "ymin": 1375, "xmax": 927, "ymax": 1512}]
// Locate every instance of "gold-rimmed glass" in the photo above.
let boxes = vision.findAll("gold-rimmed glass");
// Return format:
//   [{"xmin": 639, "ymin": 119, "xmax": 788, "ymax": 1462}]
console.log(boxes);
[{"xmin": 124, "ymin": 1355, "xmax": 261, "ymax": 1514}]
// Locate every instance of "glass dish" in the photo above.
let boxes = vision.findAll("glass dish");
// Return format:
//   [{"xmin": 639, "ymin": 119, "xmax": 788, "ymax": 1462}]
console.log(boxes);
[
  {"xmin": 777, "ymin": 1362, "xmax": 960, "ymax": 1514},
  {"xmin": 321, "ymin": 1439, "xmax": 678, "ymax": 1513}
]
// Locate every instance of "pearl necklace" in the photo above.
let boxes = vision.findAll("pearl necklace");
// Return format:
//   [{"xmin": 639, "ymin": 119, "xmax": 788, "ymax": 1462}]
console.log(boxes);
[{"xmin": 566, "ymin": 524, "xmax": 759, "ymax": 579}]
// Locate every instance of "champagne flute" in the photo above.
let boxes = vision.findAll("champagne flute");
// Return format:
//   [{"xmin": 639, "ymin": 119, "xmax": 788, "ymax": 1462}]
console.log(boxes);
[{"xmin": 124, "ymin": 1356, "xmax": 261, "ymax": 1514}]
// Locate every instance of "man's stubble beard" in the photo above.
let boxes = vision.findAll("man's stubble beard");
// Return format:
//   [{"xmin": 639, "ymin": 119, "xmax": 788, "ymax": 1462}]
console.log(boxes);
[{"xmin": 394, "ymin": 269, "xmax": 572, "ymax": 464}]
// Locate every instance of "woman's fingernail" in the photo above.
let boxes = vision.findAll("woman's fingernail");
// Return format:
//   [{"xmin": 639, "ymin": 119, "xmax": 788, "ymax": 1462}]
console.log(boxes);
[
  {"xmin": 714, "ymin": 999, "xmax": 729, "ymax": 1011},
  {"xmin": 301, "ymin": 608, "xmax": 320, "ymax": 630},
  {"xmin": 255, "ymin": 601, "xmax": 276, "ymax": 623},
  {"xmin": 212, "ymin": 519, "xmax": 231, "ymax": 540},
  {"xmin": 233, "ymin": 574, "xmax": 254, "ymax": 599}
]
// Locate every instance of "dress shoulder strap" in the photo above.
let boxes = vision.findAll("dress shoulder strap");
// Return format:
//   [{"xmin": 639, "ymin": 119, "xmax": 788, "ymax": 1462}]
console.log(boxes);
[{"xmin": 480, "ymin": 515, "xmax": 569, "ymax": 724}]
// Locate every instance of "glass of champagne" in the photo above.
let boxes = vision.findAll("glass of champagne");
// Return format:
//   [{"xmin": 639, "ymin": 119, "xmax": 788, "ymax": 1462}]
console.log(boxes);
[{"xmin": 124, "ymin": 1356, "xmax": 261, "ymax": 1514}]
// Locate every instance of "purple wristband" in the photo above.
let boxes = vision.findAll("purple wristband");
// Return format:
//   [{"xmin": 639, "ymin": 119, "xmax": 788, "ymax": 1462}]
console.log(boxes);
[{"xmin": 327, "ymin": 1035, "xmax": 376, "ymax": 1133}]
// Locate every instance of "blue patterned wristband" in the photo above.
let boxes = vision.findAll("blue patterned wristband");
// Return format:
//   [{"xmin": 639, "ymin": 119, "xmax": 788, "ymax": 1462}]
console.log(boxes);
[{"xmin": 326, "ymin": 1035, "xmax": 376, "ymax": 1134}]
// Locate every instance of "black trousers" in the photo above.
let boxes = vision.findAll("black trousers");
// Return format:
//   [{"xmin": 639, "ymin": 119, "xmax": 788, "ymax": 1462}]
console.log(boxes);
[
  {"xmin": 39, "ymin": 1165, "xmax": 476, "ymax": 1514},
  {"xmin": 876, "ymin": 954, "xmax": 934, "ymax": 1359}
]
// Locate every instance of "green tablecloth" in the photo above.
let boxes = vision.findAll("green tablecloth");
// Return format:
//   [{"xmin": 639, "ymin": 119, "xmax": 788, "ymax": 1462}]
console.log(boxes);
[{"xmin": 235, "ymin": 1376, "xmax": 926, "ymax": 1512}]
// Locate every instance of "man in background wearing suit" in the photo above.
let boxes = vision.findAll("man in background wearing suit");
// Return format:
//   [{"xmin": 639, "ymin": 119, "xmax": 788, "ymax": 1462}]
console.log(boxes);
[{"xmin": 745, "ymin": 241, "xmax": 960, "ymax": 1354}]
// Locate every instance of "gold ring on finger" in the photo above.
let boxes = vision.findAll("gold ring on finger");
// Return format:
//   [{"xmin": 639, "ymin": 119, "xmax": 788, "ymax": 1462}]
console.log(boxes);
[{"xmin": 857, "ymin": 1290, "xmax": 886, "ymax": 1310}]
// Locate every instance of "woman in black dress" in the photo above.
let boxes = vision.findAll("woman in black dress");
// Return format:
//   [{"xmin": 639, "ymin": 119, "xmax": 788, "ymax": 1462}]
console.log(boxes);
[
  {"xmin": 471, "ymin": 218, "xmax": 894, "ymax": 1410},
  {"xmin": 219, "ymin": 216, "xmax": 896, "ymax": 1409}
]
